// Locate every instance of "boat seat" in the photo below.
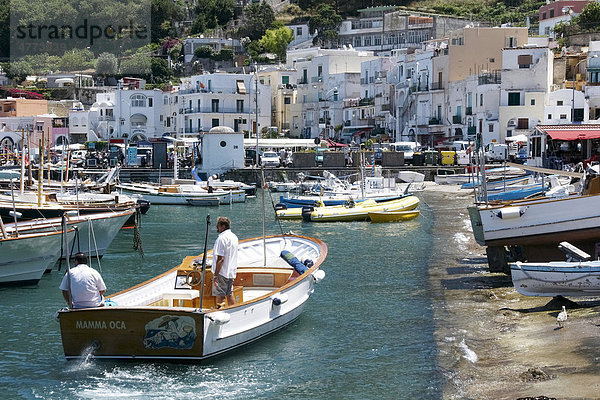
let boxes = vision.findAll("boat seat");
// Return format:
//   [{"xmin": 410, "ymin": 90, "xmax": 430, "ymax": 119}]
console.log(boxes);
[
  {"xmin": 558, "ymin": 241, "xmax": 591, "ymax": 262},
  {"xmin": 161, "ymin": 289, "xmax": 200, "ymax": 307}
]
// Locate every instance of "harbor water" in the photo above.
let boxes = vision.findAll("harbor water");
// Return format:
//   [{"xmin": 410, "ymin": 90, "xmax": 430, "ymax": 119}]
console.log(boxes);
[{"xmin": 0, "ymin": 190, "xmax": 458, "ymax": 399}]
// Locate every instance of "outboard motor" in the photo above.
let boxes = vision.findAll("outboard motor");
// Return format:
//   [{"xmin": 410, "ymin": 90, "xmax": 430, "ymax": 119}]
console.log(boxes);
[
  {"xmin": 274, "ymin": 203, "xmax": 287, "ymax": 211},
  {"xmin": 301, "ymin": 206, "xmax": 314, "ymax": 222}
]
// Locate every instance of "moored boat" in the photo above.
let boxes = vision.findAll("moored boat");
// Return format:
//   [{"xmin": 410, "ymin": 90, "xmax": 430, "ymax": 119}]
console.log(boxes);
[
  {"xmin": 57, "ymin": 234, "xmax": 327, "ymax": 360},
  {"xmin": 368, "ymin": 210, "xmax": 420, "ymax": 223},
  {"xmin": 0, "ymin": 229, "xmax": 72, "ymax": 285},
  {"xmin": 303, "ymin": 195, "xmax": 420, "ymax": 222}
]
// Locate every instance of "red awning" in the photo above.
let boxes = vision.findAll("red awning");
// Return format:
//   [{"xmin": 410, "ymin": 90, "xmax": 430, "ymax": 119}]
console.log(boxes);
[
  {"xmin": 353, "ymin": 128, "xmax": 372, "ymax": 137},
  {"xmin": 325, "ymin": 139, "xmax": 348, "ymax": 147},
  {"xmin": 546, "ymin": 129, "xmax": 600, "ymax": 141}
]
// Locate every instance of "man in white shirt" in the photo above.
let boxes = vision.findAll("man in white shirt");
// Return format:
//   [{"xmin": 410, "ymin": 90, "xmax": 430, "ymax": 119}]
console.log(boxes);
[
  {"xmin": 60, "ymin": 253, "xmax": 106, "ymax": 309},
  {"xmin": 212, "ymin": 216, "xmax": 238, "ymax": 308}
]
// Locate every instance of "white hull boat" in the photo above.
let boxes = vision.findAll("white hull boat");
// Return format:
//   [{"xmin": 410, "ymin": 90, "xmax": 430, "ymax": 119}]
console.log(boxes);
[
  {"xmin": 511, "ymin": 261, "xmax": 600, "ymax": 297},
  {"xmin": 5, "ymin": 208, "xmax": 135, "ymax": 258},
  {"xmin": 117, "ymin": 183, "xmax": 245, "ymax": 205},
  {"xmin": 57, "ymin": 234, "xmax": 327, "ymax": 360},
  {"xmin": 0, "ymin": 230, "xmax": 69, "ymax": 285}
]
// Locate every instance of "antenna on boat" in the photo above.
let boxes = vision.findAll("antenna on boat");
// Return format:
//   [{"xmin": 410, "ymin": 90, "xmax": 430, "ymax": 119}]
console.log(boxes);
[
  {"xmin": 198, "ymin": 214, "xmax": 211, "ymax": 310},
  {"xmin": 261, "ymin": 167, "xmax": 266, "ymax": 266}
]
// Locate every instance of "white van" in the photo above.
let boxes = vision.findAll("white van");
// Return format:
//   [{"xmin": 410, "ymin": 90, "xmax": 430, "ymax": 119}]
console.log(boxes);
[
  {"xmin": 391, "ymin": 142, "xmax": 420, "ymax": 163},
  {"xmin": 484, "ymin": 142, "xmax": 508, "ymax": 162}
]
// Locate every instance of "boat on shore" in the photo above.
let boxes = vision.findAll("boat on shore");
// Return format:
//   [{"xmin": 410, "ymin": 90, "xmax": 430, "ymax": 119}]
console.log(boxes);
[
  {"xmin": 511, "ymin": 260, "xmax": 600, "ymax": 297},
  {"xmin": 57, "ymin": 234, "xmax": 327, "ymax": 360}
]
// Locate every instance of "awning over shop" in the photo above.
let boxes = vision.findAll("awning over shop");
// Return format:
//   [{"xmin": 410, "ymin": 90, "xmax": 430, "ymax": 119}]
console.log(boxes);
[
  {"xmin": 324, "ymin": 139, "xmax": 348, "ymax": 148},
  {"xmin": 546, "ymin": 129, "xmax": 600, "ymax": 141}
]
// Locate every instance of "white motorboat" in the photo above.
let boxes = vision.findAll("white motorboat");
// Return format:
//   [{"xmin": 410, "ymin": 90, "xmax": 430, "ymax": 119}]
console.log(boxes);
[
  {"xmin": 116, "ymin": 182, "xmax": 245, "ymax": 205},
  {"xmin": 57, "ymin": 234, "xmax": 327, "ymax": 360}
]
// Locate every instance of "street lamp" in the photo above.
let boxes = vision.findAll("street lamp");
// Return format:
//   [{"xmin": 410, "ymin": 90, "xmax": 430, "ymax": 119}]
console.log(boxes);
[
  {"xmin": 572, "ymin": 55, "xmax": 598, "ymax": 123},
  {"xmin": 319, "ymin": 87, "xmax": 338, "ymax": 139}
]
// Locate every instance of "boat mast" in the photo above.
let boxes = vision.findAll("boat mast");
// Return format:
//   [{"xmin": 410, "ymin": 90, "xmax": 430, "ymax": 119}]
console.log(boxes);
[
  {"xmin": 255, "ymin": 65, "xmax": 266, "ymax": 265},
  {"xmin": 19, "ymin": 129, "xmax": 25, "ymax": 195}
]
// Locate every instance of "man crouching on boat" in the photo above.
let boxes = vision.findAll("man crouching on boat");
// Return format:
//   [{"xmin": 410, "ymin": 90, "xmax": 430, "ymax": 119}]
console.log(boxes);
[
  {"xmin": 212, "ymin": 217, "xmax": 238, "ymax": 308},
  {"xmin": 60, "ymin": 252, "xmax": 106, "ymax": 309}
]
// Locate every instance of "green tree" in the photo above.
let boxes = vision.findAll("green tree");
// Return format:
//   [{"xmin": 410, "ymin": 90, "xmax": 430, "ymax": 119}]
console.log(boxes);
[
  {"xmin": 2, "ymin": 60, "xmax": 33, "ymax": 83},
  {"xmin": 96, "ymin": 53, "xmax": 118, "ymax": 76},
  {"xmin": 151, "ymin": 0, "xmax": 185, "ymax": 43},
  {"xmin": 192, "ymin": 0, "xmax": 236, "ymax": 35},
  {"xmin": 121, "ymin": 53, "xmax": 152, "ymax": 75},
  {"xmin": 573, "ymin": 1, "xmax": 600, "ymax": 31},
  {"xmin": 238, "ymin": 2, "xmax": 275, "ymax": 41},
  {"xmin": 194, "ymin": 46, "xmax": 214, "ymax": 59},
  {"xmin": 150, "ymin": 57, "xmax": 173, "ymax": 84},
  {"xmin": 309, "ymin": 4, "xmax": 342, "ymax": 48},
  {"xmin": 258, "ymin": 27, "xmax": 293, "ymax": 61},
  {"xmin": 59, "ymin": 48, "xmax": 95, "ymax": 72}
]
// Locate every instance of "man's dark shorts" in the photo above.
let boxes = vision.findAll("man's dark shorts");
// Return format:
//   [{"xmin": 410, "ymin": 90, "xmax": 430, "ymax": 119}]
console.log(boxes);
[{"xmin": 213, "ymin": 275, "xmax": 234, "ymax": 297}]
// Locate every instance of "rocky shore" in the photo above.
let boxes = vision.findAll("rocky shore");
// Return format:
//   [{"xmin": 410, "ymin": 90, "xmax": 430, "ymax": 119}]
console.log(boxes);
[{"xmin": 421, "ymin": 183, "xmax": 600, "ymax": 399}]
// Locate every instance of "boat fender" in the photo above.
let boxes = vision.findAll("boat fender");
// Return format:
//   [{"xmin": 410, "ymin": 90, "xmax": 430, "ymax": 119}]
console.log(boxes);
[
  {"xmin": 281, "ymin": 250, "xmax": 308, "ymax": 274},
  {"xmin": 207, "ymin": 311, "xmax": 230, "ymax": 325},
  {"xmin": 271, "ymin": 293, "xmax": 289, "ymax": 306},
  {"xmin": 8, "ymin": 210, "xmax": 22, "ymax": 219},
  {"xmin": 301, "ymin": 206, "xmax": 314, "ymax": 222},
  {"xmin": 312, "ymin": 269, "xmax": 326, "ymax": 283},
  {"xmin": 274, "ymin": 203, "xmax": 287, "ymax": 211},
  {"xmin": 496, "ymin": 207, "xmax": 524, "ymax": 219}
]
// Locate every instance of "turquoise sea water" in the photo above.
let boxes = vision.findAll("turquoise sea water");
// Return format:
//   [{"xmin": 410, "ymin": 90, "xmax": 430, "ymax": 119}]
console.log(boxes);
[{"xmin": 0, "ymin": 191, "xmax": 442, "ymax": 399}]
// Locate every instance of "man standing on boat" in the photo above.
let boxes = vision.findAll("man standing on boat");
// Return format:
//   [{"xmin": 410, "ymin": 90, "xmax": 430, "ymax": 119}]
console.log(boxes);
[
  {"xmin": 212, "ymin": 216, "xmax": 238, "ymax": 308},
  {"xmin": 60, "ymin": 253, "xmax": 106, "ymax": 309}
]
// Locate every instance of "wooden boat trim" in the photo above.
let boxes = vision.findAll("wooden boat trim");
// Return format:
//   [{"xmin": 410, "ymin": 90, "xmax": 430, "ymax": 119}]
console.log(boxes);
[
  {"xmin": 1, "ymin": 227, "xmax": 74, "ymax": 242},
  {"xmin": 106, "ymin": 234, "xmax": 327, "ymax": 313}
]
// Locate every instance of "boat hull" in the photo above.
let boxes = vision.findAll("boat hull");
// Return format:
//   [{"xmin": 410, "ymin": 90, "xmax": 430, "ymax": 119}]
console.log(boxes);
[
  {"xmin": 511, "ymin": 261, "xmax": 600, "ymax": 297},
  {"xmin": 0, "ymin": 231, "xmax": 64, "ymax": 285},
  {"xmin": 467, "ymin": 194, "xmax": 600, "ymax": 260},
  {"xmin": 368, "ymin": 210, "xmax": 420, "ymax": 223}
]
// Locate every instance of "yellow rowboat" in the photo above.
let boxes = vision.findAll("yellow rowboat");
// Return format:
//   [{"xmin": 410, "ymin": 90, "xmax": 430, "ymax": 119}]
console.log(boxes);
[
  {"xmin": 304, "ymin": 195, "xmax": 420, "ymax": 222},
  {"xmin": 368, "ymin": 210, "xmax": 420, "ymax": 223},
  {"xmin": 57, "ymin": 234, "xmax": 327, "ymax": 361}
]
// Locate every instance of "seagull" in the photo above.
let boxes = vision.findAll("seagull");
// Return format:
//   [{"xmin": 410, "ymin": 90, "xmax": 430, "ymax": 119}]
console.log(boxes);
[{"xmin": 557, "ymin": 306, "xmax": 568, "ymax": 328}]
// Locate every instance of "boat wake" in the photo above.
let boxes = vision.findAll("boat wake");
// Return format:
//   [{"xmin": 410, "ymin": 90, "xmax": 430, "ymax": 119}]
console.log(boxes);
[{"xmin": 65, "ymin": 343, "xmax": 98, "ymax": 372}]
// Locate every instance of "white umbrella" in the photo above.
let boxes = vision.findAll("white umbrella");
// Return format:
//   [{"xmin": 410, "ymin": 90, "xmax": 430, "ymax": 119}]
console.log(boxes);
[{"xmin": 506, "ymin": 134, "xmax": 528, "ymax": 142}]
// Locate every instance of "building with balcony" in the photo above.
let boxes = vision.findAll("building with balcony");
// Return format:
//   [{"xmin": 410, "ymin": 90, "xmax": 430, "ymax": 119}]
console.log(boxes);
[
  {"xmin": 258, "ymin": 66, "xmax": 299, "ymax": 137},
  {"xmin": 176, "ymin": 72, "xmax": 270, "ymax": 137},
  {"xmin": 287, "ymin": 47, "xmax": 377, "ymax": 138},
  {"xmin": 338, "ymin": 7, "xmax": 436, "ymax": 53},
  {"xmin": 182, "ymin": 37, "xmax": 243, "ymax": 64}
]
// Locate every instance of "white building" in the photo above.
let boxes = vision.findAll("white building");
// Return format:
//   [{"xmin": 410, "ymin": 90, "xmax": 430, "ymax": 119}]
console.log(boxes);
[
  {"xmin": 287, "ymin": 47, "xmax": 377, "ymax": 139},
  {"xmin": 286, "ymin": 23, "xmax": 316, "ymax": 50},
  {"xmin": 196, "ymin": 126, "xmax": 244, "ymax": 176},
  {"xmin": 84, "ymin": 89, "xmax": 167, "ymax": 143},
  {"xmin": 176, "ymin": 72, "xmax": 270, "ymax": 137},
  {"xmin": 499, "ymin": 46, "xmax": 553, "ymax": 142}
]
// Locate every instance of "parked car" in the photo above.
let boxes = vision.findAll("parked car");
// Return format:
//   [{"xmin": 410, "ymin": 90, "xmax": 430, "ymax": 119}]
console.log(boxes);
[{"xmin": 261, "ymin": 151, "xmax": 281, "ymax": 167}]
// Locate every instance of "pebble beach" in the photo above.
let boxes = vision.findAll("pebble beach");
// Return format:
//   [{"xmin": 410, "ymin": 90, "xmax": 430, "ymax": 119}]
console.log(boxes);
[{"xmin": 422, "ymin": 183, "xmax": 600, "ymax": 399}]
